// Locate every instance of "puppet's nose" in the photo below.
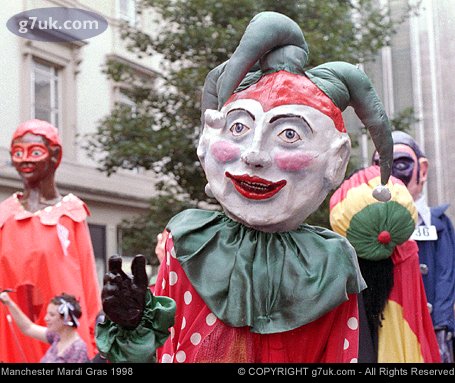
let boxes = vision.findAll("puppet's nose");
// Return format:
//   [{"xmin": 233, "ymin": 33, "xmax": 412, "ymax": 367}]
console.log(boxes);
[{"xmin": 241, "ymin": 149, "xmax": 272, "ymax": 168}]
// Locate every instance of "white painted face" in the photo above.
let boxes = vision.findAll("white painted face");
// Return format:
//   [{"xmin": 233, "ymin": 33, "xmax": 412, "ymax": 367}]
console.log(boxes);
[{"xmin": 198, "ymin": 99, "xmax": 351, "ymax": 232}]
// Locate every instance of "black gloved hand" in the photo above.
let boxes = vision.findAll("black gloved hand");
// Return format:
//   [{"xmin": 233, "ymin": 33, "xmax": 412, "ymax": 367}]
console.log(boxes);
[{"xmin": 102, "ymin": 254, "xmax": 148, "ymax": 330}]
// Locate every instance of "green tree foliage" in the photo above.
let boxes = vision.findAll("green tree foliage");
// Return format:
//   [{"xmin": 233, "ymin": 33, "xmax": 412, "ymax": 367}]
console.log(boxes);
[
  {"xmin": 83, "ymin": 0, "xmax": 419, "ymax": 259},
  {"xmin": 118, "ymin": 193, "xmax": 193, "ymax": 265},
  {"xmin": 390, "ymin": 107, "xmax": 419, "ymax": 133}
]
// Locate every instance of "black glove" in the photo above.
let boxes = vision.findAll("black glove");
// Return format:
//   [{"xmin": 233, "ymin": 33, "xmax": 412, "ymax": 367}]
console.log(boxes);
[{"xmin": 102, "ymin": 254, "xmax": 148, "ymax": 329}]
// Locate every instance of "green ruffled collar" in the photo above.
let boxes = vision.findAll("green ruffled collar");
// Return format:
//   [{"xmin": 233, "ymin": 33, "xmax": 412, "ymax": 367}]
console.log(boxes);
[{"xmin": 167, "ymin": 209, "xmax": 365, "ymax": 334}]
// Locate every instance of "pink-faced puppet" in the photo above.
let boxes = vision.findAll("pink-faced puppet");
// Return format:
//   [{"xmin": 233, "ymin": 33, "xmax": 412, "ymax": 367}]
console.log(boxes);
[
  {"xmin": 97, "ymin": 11, "xmax": 393, "ymax": 363},
  {"xmin": 0, "ymin": 119, "xmax": 101, "ymax": 362}
]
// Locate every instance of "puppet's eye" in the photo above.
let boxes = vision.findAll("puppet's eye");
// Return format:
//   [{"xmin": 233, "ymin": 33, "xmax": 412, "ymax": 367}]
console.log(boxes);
[
  {"xmin": 31, "ymin": 149, "xmax": 44, "ymax": 156},
  {"xmin": 393, "ymin": 158, "xmax": 414, "ymax": 171},
  {"xmin": 278, "ymin": 129, "xmax": 301, "ymax": 143},
  {"xmin": 230, "ymin": 122, "xmax": 250, "ymax": 136}
]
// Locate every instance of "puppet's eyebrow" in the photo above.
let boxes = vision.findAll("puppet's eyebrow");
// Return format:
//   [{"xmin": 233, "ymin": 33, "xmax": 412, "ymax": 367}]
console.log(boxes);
[
  {"xmin": 269, "ymin": 114, "xmax": 313, "ymax": 132},
  {"xmin": 226, "ymin": 108, "xmax": 255, "ymax": 121}
]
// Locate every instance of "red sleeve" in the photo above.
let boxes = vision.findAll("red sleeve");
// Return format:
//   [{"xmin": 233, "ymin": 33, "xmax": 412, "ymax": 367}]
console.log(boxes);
[
  {"xmin": 155, "ymin": 233, "xmax": 179, "ymax": 360},
  {"xmin": 322, "ymin": 294, "xmax": 360, "ymax": 363}
]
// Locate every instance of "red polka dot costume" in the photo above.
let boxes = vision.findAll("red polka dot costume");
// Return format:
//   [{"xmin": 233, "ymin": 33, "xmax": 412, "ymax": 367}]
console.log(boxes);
[{"xmin": 155, "ymin": 233, "xmax": 360, "ymax": 363}]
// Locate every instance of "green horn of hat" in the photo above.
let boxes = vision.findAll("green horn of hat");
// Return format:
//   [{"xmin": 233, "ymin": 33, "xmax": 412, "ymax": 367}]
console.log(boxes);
[
  {"xmin": 200, "ymin": 11, "xmax": 307, "ymax": 125},
  {"xmin": 201, "ymin": 11, "xmax": 392, "ymax": 188},
  {"xmin": 307, "ymin": 62, "xmax": 393, "ymax": 186},
  {"xmin": 216, "ymin": 11, "xmax": 308, "ymax": 108}
]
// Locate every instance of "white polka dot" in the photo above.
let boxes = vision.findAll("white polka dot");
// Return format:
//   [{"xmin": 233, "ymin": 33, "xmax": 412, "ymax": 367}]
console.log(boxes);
[
  {"xmin": 184, "ymin": 291, "xmax": 192, "ymax": 305},
  {"xmin": 176, "ymin": 350, "xmax": 186, "ymax": 363},
  {"xmin": 343, "ymin": 338, "xmax": 349, "ymax": 350},
  {"xmin": 181, "ymin": 317, "xmax": 186, "ymax": 330},
  {"xmin": 190, "ymin": 332, "xmax": 201, "ymax": 345},
  {"xmin": 166, "ymin": 251, "xmax": 171, "ymax": 266},
  {"xmin": 206, "ymin": 313, "xmax": 217, "ymax": 326},
  {"xmin": 350, "ymin": 358, "xmax": 358, "ymax": 363},
  {"xmin": 161, "ymin": 353, "xmax": 173, "ymax": 363},
  {"xmin": 161, "ymin": 278, "xmax": 166, "ymax": 290},
  {"xmin": 347, "ymin": 317, "xmax": 358, "ymax": 330},
  {"xmin": 170, "ymin": 326, "xmax": 175, "ymax": 339},
  {"xmin": 169, "ymin": 271, "xmax": 178, "ymax": 285},
  {"xmin": 170, "ymin": 247, "xmax": 176, "ymax": 258}
]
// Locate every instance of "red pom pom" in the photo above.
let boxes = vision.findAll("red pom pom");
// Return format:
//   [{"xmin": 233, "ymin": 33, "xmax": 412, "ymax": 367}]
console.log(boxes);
[{"xmin": 377, "ymin": 230, "xmax": 391, "ymax": 244}]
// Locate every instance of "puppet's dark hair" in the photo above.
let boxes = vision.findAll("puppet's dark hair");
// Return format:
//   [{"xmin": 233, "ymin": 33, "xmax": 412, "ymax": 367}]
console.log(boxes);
[{"xmin": 358, "ymin": 257, "xmax": 394, "ymax": 350}]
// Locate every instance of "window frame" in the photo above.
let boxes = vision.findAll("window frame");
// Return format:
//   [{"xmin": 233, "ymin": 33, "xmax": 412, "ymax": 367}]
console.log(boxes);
[
  {"xmin": 20, "ymin": 39, "xmax": 86, "ymax": 161},
  {"xmin": 31, "ymin": 58, "xmax": 62, "ymax": 128},
  {"xmin": 106, "ymin": 54, "xmax": 159, "ymax": 114},
  {"xmin": 117, "ymin": 0, "xmax": 137, "ymax": 25}
]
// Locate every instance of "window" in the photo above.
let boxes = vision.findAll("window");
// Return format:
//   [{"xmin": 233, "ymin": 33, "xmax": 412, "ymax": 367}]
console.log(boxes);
[
  {"xmin": 118, "ymin": 88, "xmax": 137, "ymax": 116},
  {"xmin": 118, "ymin": 0, "xmax": 136, "ymax": 25},
  {"xmin": 88, "ymin": 224, "xmax": 107, "ymax": 287},
  {"xmin": 106, "ymin": 54, "xmax": 158, "ymax": 116},
  {"xmin": 21, "ymin": 38, "xmax": 86, "ymax": 160},
  {"xmin": 31, "ymin": 59, "xmax": 61, "ymax": 128}
]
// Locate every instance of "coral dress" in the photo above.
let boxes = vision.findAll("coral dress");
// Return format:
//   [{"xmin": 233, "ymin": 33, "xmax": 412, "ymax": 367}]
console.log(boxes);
[{"xmin": 0, "ymin": 193, "xmax": 101, "ymax": 362}]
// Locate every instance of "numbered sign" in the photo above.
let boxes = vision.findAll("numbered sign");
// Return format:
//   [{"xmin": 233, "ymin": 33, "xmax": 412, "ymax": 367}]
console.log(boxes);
[{"xmin": 410, "ymin": 225, "xmax": 438, "ymax": 241}]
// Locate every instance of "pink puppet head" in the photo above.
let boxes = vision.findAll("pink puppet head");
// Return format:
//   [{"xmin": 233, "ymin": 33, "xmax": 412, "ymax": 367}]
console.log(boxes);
[
  {"xmin": 197, "ymin": 12, "xmax": 393, "ymax": 232},
  {"xmin": 11, "ymin": 119, "xmax": 63, "ymax": 168}
]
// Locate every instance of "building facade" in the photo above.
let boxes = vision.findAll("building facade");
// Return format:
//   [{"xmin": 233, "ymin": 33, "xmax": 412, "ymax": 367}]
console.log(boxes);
[
  {"xmin": 0, "ymin": 0, "xmax": 161, "ymax": 283},
  {"xmin": 364, "ymin": 0, "xmax": 455, "ymax": 218},
  {"xmin": 1, "ymin": 0, "xmax": 454, "ymax": 284}
]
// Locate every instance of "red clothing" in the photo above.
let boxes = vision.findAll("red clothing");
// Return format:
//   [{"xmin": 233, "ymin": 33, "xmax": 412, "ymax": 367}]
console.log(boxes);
[
  {"xmin": 0, "ymin": 193, "xmax": 101, "ymax": 362},
  {"xmin": 378, "ymin": 240, "xmax": 441, "ymax": 362},
  {"xmin": 155, "ymin": 234, "xmax": 360, "ymax": 363}
]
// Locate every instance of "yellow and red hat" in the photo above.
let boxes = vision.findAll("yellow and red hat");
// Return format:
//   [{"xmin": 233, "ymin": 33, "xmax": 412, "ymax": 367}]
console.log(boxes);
[{"xmin": 330, "ymin": 165, "xmax": 417, "ymax": 261}]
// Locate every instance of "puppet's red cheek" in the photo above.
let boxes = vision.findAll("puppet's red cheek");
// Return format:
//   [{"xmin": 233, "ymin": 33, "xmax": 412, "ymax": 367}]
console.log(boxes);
[
  {"xmin": 274, "ymin": 151, "xmax": 314, "ymax": 171},
  {"xmin": 210, "ymin": 141, "xmax": 241, "ymax": 163}
]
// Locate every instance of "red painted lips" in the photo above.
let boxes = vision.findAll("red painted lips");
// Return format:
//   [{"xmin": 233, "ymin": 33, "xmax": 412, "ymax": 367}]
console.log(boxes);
[
  {"xmin": 19, "ymin": 165, "xmax": 36, "ymax": 173},
  {"xmin": 225, "ymin": 172, "xmax": 286, "ymax": 200}
]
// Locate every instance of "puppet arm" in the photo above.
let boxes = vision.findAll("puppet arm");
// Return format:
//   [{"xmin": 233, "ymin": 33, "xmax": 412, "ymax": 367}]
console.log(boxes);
[{"xmin": 96, "ymin": 255, "xmax": 176, "ymax": 363}]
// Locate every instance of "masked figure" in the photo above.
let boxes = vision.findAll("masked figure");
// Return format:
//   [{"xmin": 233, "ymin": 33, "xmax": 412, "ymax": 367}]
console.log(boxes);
[
  {"xmin": 330, "ymin": 165, "xmax": 440, "ymax": 362},
  {"xmin": 97, "ymin": 11, "xmax": 393, "ymax": 363},
  {"xmin": 373, "ymin": 131, "xmax": 455, "ymax": 363},
  {"xmin": 0, "ymin": 119, "xmax": 101, "ymax": 362}
]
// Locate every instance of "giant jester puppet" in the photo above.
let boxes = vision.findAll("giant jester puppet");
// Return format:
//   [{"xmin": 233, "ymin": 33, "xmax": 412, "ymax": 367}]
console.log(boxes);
[
  {"xmin": 0, "ymin": 119, "xmax": 101, "ymax": 362},
  {"xmin": 97, "ymin": 11, "xmax": 394, "ymax": 363}
]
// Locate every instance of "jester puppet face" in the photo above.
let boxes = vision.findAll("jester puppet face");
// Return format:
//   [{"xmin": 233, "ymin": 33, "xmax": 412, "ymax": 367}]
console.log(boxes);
[
  {"xmin": 198, "ymin": 71, "xmax": 351, "ymax": 232},
  {"xmin": 198, "ymin": 13, "xmax": 393, "ymax": 232}
]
